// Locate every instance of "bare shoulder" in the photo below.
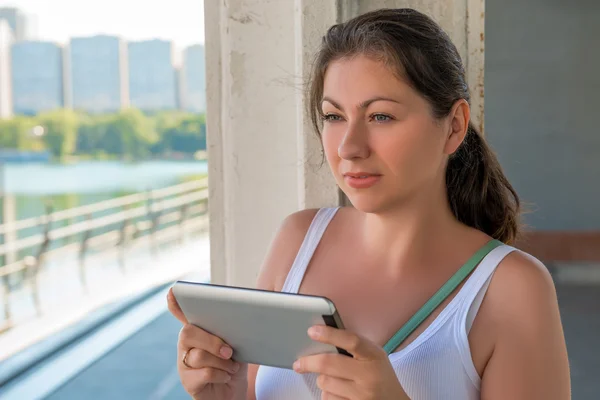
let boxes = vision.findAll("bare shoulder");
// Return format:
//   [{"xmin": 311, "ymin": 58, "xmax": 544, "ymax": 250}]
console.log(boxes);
[
  {"xmin": 481, "ymin": 249, "xmax": 571, "ymax": 399},
  {"xmin": 486, "ymin": 250, "xmax": 558, "ymax": 324},
  {"xmin": 255, "ymin": 208, "xmax": 320, "ymax": 292}
]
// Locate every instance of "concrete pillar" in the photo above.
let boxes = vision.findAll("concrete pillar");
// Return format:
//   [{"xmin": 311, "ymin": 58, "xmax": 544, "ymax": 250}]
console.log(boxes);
[
  {"xmin": 205, "ymin": 0, "xmax": 341, "ymax": 287},
  {"xmin": 205, "ymin": 0, "xmax": 485, "ymax": 287}
]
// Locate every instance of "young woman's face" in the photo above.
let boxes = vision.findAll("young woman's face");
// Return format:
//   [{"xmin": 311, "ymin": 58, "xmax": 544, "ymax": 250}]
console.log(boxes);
[{"xmin": 321, "ymin": 55, "xmax": 458, "ymax": 213}]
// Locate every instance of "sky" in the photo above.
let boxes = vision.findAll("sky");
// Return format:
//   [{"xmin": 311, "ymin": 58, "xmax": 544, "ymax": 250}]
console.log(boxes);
[{"xmin": 0, "ymin": 0, "xmax": 205, "ymax": 48}]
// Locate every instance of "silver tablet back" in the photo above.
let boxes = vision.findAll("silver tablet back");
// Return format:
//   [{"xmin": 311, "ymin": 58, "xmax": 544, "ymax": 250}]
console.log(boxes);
[{"xmin": 172, "ymin": 281, "xmax": 344, "ymax": 369}]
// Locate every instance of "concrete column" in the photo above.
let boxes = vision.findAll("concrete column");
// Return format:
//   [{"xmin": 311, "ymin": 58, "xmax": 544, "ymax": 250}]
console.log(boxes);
[
  {"xmin": 294, "ymin": 0, "xmax": 343, "ymax": 210},
  {"xmin": 205, "ymin": 0, "xmax": 341, "ymax": 287},
  {"xmin": 205, "ymin": 0, "xmax": 485, "ymax": 287}
]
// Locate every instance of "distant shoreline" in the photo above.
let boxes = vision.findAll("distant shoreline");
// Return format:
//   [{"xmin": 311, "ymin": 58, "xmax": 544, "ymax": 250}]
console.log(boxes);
[{"xmin": 0, "ymin": 150, "xmax": 207, "ymax": 164}]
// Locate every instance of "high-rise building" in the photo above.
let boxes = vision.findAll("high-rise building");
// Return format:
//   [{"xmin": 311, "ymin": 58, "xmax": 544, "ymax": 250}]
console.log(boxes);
[
  {"xmin": 174, "ymin": 66, "xmax": 183, "ymax": 110},
  {"xmin": 0, "ymin": 7, "xmax": 26, "ymax": 42},
  {"xmin": 68, "ymin": 35, "xmax": 128, "ymax": 113},
  {"xmin": 181, "ymin": 44, "xmax": 206, "ymax": 113},
  {"xmin": 11, "ymin": 41, "xmax": 64, "ymax": 115},
  {"xmin": 128, "ymin": 39, "xmax": 176, "ymax": 111},
  {"xmin": 0, "ymin": 20, "xmax": 13, "ymax": 118}
]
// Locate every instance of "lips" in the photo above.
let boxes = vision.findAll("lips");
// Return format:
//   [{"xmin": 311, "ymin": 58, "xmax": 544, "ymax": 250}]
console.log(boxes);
[
  {"xmin": 343, "ymin": 172, "xmax": 382, "ymax": 189},
  {"xmin": 344, "ymin": 172, "xmax": 380, "ymax": 178}
]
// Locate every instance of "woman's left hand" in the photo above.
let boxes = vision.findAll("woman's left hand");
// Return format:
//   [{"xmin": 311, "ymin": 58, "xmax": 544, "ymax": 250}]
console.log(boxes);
[{"xmin": 293, "ymin": 325, "xmax": 410, "ymax": 400}]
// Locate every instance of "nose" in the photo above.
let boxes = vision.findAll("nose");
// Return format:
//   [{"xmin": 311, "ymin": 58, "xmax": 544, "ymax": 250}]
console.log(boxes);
[{"xmin": 337, "ymin": 121, "xmax": 370, "ymax": 160}]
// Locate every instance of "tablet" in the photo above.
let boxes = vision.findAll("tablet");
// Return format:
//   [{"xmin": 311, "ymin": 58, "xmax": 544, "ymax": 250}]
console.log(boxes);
[{"xmin": 171, "ymin": 280, "xmax": 351, "ymax": 369}]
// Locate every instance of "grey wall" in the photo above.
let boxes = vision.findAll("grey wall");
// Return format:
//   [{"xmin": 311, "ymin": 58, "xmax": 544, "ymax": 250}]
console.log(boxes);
[{"xmin": 485, "ymin": 0, "xmax": 600, "ymax": 231}]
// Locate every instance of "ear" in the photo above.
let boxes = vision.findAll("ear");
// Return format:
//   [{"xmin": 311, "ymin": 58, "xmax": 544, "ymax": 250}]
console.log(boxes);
[{"xmin": 443, "ymin": 99, "xmax": 470, "ymax": 155}]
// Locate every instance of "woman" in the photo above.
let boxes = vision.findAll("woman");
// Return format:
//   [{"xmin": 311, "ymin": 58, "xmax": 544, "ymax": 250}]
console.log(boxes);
[{"xmin": 167, "ymin": 8, "xmax": 571, "ymax": 400}]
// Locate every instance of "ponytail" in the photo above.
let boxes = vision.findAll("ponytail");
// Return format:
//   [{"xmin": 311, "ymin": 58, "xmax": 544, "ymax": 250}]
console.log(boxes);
[{"xmin": 446, "ymin": 123, "xmax": 521, "ymax": 244}]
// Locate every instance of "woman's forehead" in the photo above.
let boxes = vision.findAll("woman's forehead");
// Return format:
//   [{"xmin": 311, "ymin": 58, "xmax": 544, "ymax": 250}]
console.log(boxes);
[{"xmin": 322, "ymin": 57, "xmax": 413, "ymax": 103}]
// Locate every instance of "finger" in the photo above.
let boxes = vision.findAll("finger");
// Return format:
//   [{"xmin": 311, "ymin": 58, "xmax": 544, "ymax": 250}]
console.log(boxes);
[
  {"xmin": 308, "ymin": 325, "xmax": 385, "ymax": 360},
  {"xmin": 181, "ymin": 347, "xmax": 240, "ymax": 375},
  {"xmin": 317, "ymin": 374, "xmax": 354, "ymax": 399},
  {"xmin": 320, "ymin": 391, "xmax": 349, "ymax": 400},
  {"xmin": 183, "ymin": 367, "xmax": 232, "ymax": 392},
  {"xmin": 167, "ymin": 288, "xmax": 188, "ymax": 324},
  {"xmin": 293, "ymin": 353, "xmax": 357, "ymax": 380},
  {"xmin": 178, "ymin": 323, "xmax": 234, "ymax": 360}
]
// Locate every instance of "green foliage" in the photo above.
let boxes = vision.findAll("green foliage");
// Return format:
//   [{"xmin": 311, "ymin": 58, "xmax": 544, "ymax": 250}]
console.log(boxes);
[
  {"xmin": 0, "ymin": 108, "xmax": 206, "ymax": 160},
  {"xmin": 37, "ymin": 109, "xmax": 79, "ymax": 157},
  {"xmin": 152, "ymin": 113, "xmax": 206, "ymax": 155},
  {"xmin": 0, "ymin": 116, "xmax": 39, "ymax": 150}
]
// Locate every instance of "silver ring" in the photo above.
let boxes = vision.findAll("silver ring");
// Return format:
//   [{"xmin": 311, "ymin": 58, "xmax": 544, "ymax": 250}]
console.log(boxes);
[{"xmin": 182, "ymin": 348, "xmax": 193, "ymax": 368}]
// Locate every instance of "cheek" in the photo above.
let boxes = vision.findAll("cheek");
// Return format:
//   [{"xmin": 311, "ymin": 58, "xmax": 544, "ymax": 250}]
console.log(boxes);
[
  {"xmin": 375, "ymin": 121, "xmax": 444, "ymax": 177},
  {"xmin": 321, "ymin": 130, "xmax": 342, "ymax": 167}
]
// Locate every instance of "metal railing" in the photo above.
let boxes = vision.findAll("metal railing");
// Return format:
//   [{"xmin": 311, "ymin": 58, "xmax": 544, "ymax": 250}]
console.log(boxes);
[{"xmin": 0, "ymin": 178, "xmax": 209, "ymax": 331}]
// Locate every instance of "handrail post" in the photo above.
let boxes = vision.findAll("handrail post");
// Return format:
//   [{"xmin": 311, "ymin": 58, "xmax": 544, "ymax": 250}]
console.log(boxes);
[
  {"xmin": 30, "ymin": 204, "xmax": 52, "ymax": 316},
  {"xmin": 79, "ymin": 213, "xmax": 92, "ymax": 292},
  {"xmin": 146, "ymin": 190, "xmax": 155, "ymax": 258},
  {"xmin": 24, "ymin": 256, "xmax": 41, "ymax": 316},
  {"xmin": 179, "ymin": 202, "xmax": 188, "ymax": 244},
  {"xmin": 2, "ymin": 273, "xmax": 10, "ymax": 329},
  {"xmin": 117, "ymin": 204, "xmax": 130, "ymax": 273},
  {"xmin": 146, "ymin": 189, "xmax": 161, "ymax": 259}
]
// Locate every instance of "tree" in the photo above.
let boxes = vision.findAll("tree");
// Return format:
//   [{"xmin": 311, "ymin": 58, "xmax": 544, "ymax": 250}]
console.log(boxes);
[
  {"xmin": 0, "ymin": 118, "xmax": 25, "ymax": 148},
  {"xmin": 152, "ymin": 113, "xmax": 206, "ymax": 155},
  {"xmin": 0, "ymin": 108, "xmax": 206, "ymax": 160},
  {"xmin": 76, "ymin": 114, "xmax": 110, "ymax": 155},
  {"xmin": 37, "ymin": 110, "xmax": 79, "ymax": 158},
  {"xmin": 0, "ymin": 116, "xmax": 42, "ymax": 151},
  {"xmin": 102, "ymin": 109, "xmax": 158, "ymax": 159}
]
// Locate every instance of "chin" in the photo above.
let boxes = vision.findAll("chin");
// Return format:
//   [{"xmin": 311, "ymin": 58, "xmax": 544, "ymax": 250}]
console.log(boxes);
[{"xmin": 342, "ymin": 192, "xmax": 392, "ymax": 214}]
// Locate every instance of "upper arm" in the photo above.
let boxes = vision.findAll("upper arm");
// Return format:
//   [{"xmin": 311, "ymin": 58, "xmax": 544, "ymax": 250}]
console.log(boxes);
[
  {"xmin": 481, "ymin": 252, "xmax": 571, "ymax": 400},
  {"xmin": 246, "ymin": 209, "xmax": 319, "ymax": 400}
]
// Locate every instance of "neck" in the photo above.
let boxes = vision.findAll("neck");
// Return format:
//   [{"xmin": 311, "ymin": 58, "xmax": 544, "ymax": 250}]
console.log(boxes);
[{"xmin": 359, "ymin": 183, "xmax": 467, "ymax": 276}]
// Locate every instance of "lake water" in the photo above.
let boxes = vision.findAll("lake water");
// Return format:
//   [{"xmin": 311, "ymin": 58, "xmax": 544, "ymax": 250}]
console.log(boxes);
[{"xmin": 0, "ymin": 160, "xmax": 208, "ymax": 221}]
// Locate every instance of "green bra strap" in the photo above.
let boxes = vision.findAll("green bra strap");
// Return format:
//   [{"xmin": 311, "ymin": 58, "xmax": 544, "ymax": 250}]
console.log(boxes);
[{"xmin": 382, "ymin": 239, "xmax": 503, "ymax": 355}]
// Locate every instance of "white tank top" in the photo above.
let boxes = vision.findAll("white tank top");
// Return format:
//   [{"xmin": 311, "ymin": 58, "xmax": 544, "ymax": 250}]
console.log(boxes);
[{"xmin": 255, "ymin": 207, "xmax": 516, "ymax": 400}]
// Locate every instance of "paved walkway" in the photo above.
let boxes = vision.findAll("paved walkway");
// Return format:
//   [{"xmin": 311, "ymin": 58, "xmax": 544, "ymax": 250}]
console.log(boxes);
[
  {"xmin": 45, "ymin": 282, "xmax": 600, "ymax": 399},
  {"xmin": 46, "ymin": 312, "xmax": 189, "ymax": 400}
]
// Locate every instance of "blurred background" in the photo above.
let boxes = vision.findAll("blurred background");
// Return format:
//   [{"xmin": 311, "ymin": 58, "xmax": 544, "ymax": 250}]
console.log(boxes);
[{"xmin": 0, "ymin": 0, "xmax": 598, "ymax": 399}]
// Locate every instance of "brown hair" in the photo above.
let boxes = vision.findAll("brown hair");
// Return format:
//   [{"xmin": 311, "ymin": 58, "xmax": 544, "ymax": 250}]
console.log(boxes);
[{"xmin": 308, "ymin": 8, "xmax": 520, "ymax": 243}]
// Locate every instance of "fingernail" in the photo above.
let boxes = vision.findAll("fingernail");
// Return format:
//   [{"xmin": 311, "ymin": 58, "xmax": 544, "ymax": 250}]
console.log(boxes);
[
  {"xmin": 308, "ymin": 326, "xmax": 321, "ymax": 338},
  {"xmin": 231, "ymin": 362, "xmax": 240, "ymax": 373},
  {"xmin": 293, "ymin": 361, "xmax": 302, "ymax": 372},
  {"xmin": 220, "ymin": 346, "xmax": 233, "ymax": 359},
  {"xmin": 224, "ymin": 374, "xmax": 232, "ymax": 382}
]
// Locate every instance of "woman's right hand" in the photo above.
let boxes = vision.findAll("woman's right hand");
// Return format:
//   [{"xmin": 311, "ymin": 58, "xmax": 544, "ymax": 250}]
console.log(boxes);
[{"xmin": 167, "ymin": 288, "xmax": 249, "ymax": 400}]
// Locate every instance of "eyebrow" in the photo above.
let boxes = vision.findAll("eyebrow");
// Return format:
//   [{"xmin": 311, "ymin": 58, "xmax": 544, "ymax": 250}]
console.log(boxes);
[{"xmin": 321, "ymin": 96, "xmax": 401, "ymax": 112}]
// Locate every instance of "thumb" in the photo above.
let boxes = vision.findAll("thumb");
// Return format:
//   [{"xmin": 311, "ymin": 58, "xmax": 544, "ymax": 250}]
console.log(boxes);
[{"xmin": 167, "ymin": 287, "xmax": 188, "ymax": 324}]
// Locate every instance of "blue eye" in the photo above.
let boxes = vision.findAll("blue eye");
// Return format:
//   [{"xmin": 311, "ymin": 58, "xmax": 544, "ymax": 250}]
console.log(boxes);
[
  {"xmin": 323, "ymin": 114, "xmax": 343, "ymax": 122},
  {"xmin": 371, "ymin": 114, "xmax": 392, "ymax": 122}
]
